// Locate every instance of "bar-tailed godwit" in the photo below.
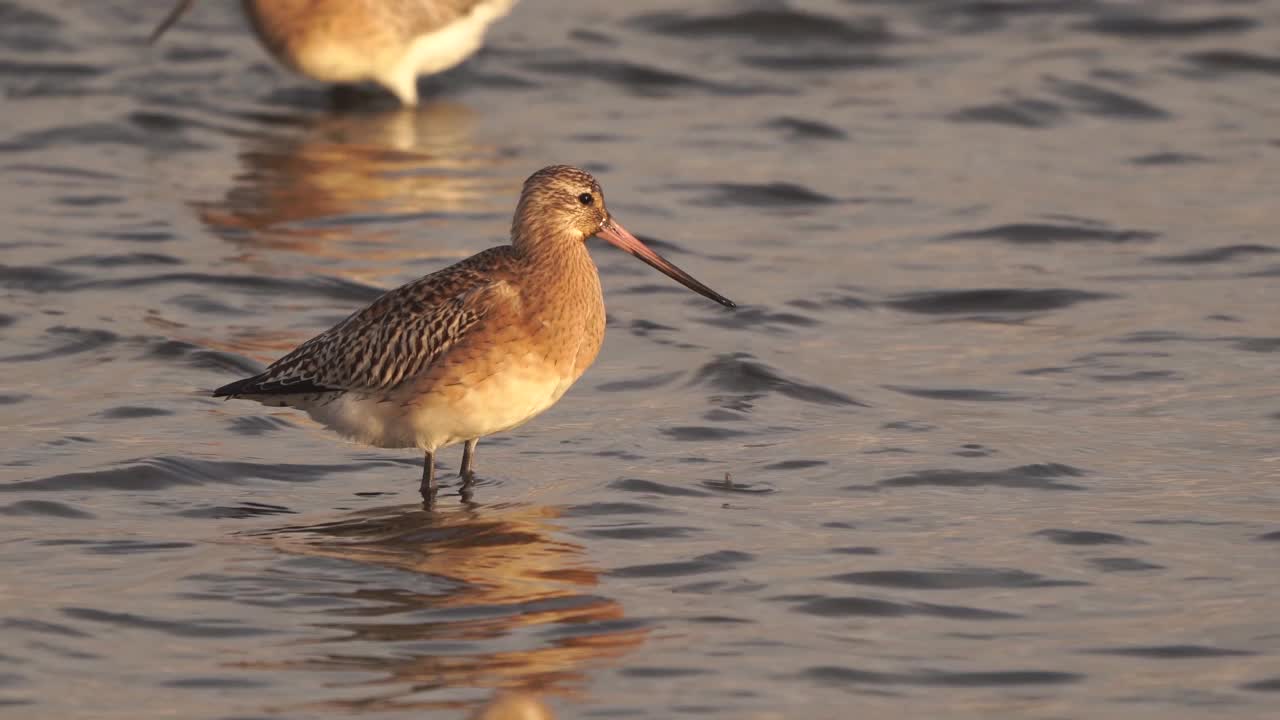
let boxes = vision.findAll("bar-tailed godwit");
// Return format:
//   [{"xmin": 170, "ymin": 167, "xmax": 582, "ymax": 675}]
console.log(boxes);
[
  {"xmin": 214, "ymin": 165, "xmax": 735, "ymax": 502},
  {"xmin": 150, "ymin": 0, "xmax": 518, "ymax": 105}
]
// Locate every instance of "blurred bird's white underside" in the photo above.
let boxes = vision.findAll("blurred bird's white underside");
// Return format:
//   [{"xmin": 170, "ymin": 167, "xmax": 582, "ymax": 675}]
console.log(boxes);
[
  {"xmin": 250, "ymin": 353, "xmax": 574, "ymax": 452},
  {"xmin": 292, "ymin": 0, "xmax": 517, "ymax": 105}
]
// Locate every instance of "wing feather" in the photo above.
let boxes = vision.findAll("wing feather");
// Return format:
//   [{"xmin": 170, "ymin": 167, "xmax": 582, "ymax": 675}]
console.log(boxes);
[{"xmin": 214, "ymin": 248, "xmax": 516, "ymax": 398}]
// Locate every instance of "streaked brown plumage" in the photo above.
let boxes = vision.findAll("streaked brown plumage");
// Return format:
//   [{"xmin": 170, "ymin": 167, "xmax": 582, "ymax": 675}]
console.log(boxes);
[
  {"xmin": 150, "ymin": 0, "xmax": 518, "ymax": 105},
  {"xmin": 214, "ymin": 165, "xmax": 735, "ymax": 503}
]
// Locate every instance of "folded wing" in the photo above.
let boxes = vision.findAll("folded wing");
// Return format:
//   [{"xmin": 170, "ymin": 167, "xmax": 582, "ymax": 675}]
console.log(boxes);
[{"xmin": 214, "ymin": 248, "xmax": 515, "ymax": 399}]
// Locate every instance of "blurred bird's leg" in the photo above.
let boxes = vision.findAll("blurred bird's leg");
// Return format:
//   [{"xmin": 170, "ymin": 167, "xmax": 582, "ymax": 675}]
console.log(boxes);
[
  {"xmin": 420, "ymin": 451, "xmax": 437, "ymax": 507},
  {"xmin": 460, "ymin": 438, "xmax": 478, "ymax": 478}
]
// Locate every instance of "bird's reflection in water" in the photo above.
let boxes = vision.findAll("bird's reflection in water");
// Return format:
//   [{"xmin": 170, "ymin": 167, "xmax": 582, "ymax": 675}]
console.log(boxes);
[
  {"xmin": 198, "ymin": 101, "xmax": 513, "ymax": 282},
  {"xmin": 471, "ymin": 692, "xmax": 555, "ymax": 720},
  {"xmin": 246, "ymin": 502, "xmax": 644, "ymax": 714},
  {"xmin": 179, "ymin": 101, "xmax": 515, "ymax": 364}
]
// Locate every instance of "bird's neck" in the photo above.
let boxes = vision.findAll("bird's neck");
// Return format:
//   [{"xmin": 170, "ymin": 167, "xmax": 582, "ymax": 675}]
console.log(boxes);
[
  {"xmin": 513, "ymin": 226, "xmax": 592, "ymax": 268},
  {"xmin": 513, "ymin": 230, "xmax": 602, "ymax": 312}
]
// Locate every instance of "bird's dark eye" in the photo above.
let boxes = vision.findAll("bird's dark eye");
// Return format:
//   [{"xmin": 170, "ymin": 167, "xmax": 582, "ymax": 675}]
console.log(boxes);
[{"xmin": 578, "ymin": 193, "xmax": 594, "ymax": 205}]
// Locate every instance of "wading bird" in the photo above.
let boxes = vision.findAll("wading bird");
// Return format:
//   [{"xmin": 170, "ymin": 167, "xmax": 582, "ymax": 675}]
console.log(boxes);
[
  {"xmin": 150, "ymin": 0, "xmax": 518, "ymax": 105},
  {"xmin": 214, "ymin": 165, "xmax": 735, "ymax": 503}
]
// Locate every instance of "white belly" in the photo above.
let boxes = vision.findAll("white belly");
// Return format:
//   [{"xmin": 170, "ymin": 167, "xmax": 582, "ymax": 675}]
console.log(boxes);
[
  {"xmin": 377, "ymin": 0, "xmax": 517, "ymax": 103},
  {"xmin": 298, "ymin": 355, "xmax": 574, "ymax": 452},
  {"xmin": 399, "ymin": 0, "xmax": 517, "ymax": 77},
  {"xmin": 413, "ymin": 361, "xmax": 575, "ymax": 449}
]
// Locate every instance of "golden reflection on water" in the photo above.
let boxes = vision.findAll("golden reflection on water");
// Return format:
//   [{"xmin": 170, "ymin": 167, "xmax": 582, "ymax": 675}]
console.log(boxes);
[
  {"xmin": 245, "ymin": 502, "xmax": 644, "ymax": 714},
  {"xmin": 471, "ymin": 692, "xmax": 555, "ymax": 720},
  {"xmin": 174, "ymin": 100, "xmax": 519, "ymax": 363},
  {"xmin": 197, "ymin": 101, "xmax": 512, "ymax": 280}
]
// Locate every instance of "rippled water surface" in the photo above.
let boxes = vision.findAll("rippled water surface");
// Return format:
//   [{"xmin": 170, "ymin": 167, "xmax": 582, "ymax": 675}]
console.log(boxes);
[{"xmin": 3, "ymin": 1, "xmax": 1280, "ymax": 718}]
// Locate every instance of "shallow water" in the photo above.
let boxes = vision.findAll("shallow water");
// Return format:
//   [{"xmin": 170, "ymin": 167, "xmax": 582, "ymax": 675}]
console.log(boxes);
[{"xmin": 2, "ymin": 1, "xmax": 1280, "ymax": 718}]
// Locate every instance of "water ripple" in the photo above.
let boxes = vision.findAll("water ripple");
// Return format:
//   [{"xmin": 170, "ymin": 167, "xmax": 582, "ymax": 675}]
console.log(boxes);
[
  {"xmin": 828, "ymin": 568, "xmax": 1087, "ymax": 590},
  {"xmin": 782, "ymin": 595, "xmax": 1021, "ymax": 620},
  {"xmin": 868, "ymin": 464, "xmax": 1089, "ymax": 491},
  {"xmin": 885, "ymin": 288, "xmax": 1115, "ymax": 315},
  {"xmin": 692, "ymin": 353, "xmax": 863, "ymax": 407},
  {"xmin": 62, "ymin": 608, "xmax": 275, "ymax": 638},
  {"xmin": 2, "ymin": 457, "xmax": 399, "ymax": 492},
  {"xmin": 1080, "ymin": 14, "xmax": 1256, "ymax": 38},
  {"xmin": 630, "ymin": 10, "xmax": 892, "ymax": 45},
  {"xmin": 804, "ymin": 665, "xmax": 1084, "ymax": 687},
  {"xmin": 942, "ymin": 222, "xmax": 1158, "ymax": 245}
]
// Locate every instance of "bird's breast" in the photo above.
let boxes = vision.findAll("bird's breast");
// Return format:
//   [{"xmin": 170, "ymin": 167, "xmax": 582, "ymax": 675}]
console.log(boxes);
[{"xmin": 403, "ymin": 351, "xmax": 576, "ymax": 450}]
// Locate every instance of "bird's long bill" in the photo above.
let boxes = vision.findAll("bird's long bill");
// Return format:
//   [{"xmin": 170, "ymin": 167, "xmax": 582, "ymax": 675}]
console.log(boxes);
[
  {"xmin": 149, "ymin": 0, "xmax": 197, "ymax": 44},
  {"xmin": 596, "ymin": 218, "xmax": 735, "ymax": 308}
]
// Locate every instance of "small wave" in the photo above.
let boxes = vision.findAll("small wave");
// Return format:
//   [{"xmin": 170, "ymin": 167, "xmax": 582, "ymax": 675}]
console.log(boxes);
[
  {"xmin": 611, "ymin": 550, "xmax": 753, "ymax": 578},
  {"xmin": 805, "ymin": 665, "xmax": 1083, "ymax": 687},
  {"xmin": 941, "ymin": 222, "xmax": 1157, "ymax": 244},
  {"xmin": 630, "ymin": 10, "xmax": 892, "ymax": 45},
  {"xmin": 785, "ymin": 595, "xmax": 1020, "ymax": 620},
  {"xmin": 1148, "ymin": 244, "xmax": 1277, "ymax": 264},
  {"xmin": 1033, "ymin": 529, "xmax": 1141, "ymax": 545},
  {"xmin": 1080, "ymin": 14, "xmax": 1255, "ymax": 38},
  {"xmin": 885, "ymin": 288, "xmax": 1115, "ymax": 314},
  {"xmin": 681, "ymin": 181, "xmax": 836, "ymax": 208},
  {"xmin": 764, "ymin": 116, "xmax": 847, "ymax": 141},
  {"xmin": 691, "ymin": 353, "xmax": 863, "ymax": 407},
  {"xmin": 869, "ymin": 463, "xmax": 1088, "ymax": 491},
  {"xmin": 1185, "ymin": 50, "xmax": 1280, "ymax": 76},
  {"xmin": 0, "ymin": 499, "xmax": 94, "ymax": 519},
  {"xmin": 2, "ymin": 456, "xmax": 399, "ymax": 493},
  {"xmin": 829, "ymin": 566, "xmax": 1086, "ymax": 590},
  {"xmin": 1084, "ymin": 645, "xmax": 1256, "ymax": 658},
  {"xmin": 527, "ymin": 59, "xmax": 768, "ymax": 98}
]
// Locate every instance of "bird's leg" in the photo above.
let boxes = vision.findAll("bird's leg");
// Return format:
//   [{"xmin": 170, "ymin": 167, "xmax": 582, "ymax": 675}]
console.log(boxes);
[
  {"xmin": 460, "ymin": 438, "xmax": 478, "ymax": 478},
  {"xmin": 420, "ymin": 451, "xmax": 437, "ymax": 507},
  {"xmin": 458, "ymin": 439, "xmax": 479, "ymax": 506}
]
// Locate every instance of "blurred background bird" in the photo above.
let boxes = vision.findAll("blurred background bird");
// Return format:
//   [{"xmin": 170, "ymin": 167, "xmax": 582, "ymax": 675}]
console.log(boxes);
[{"xmin": 149, "ymin": 0, "xmax": 518, "ymax": 105}]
